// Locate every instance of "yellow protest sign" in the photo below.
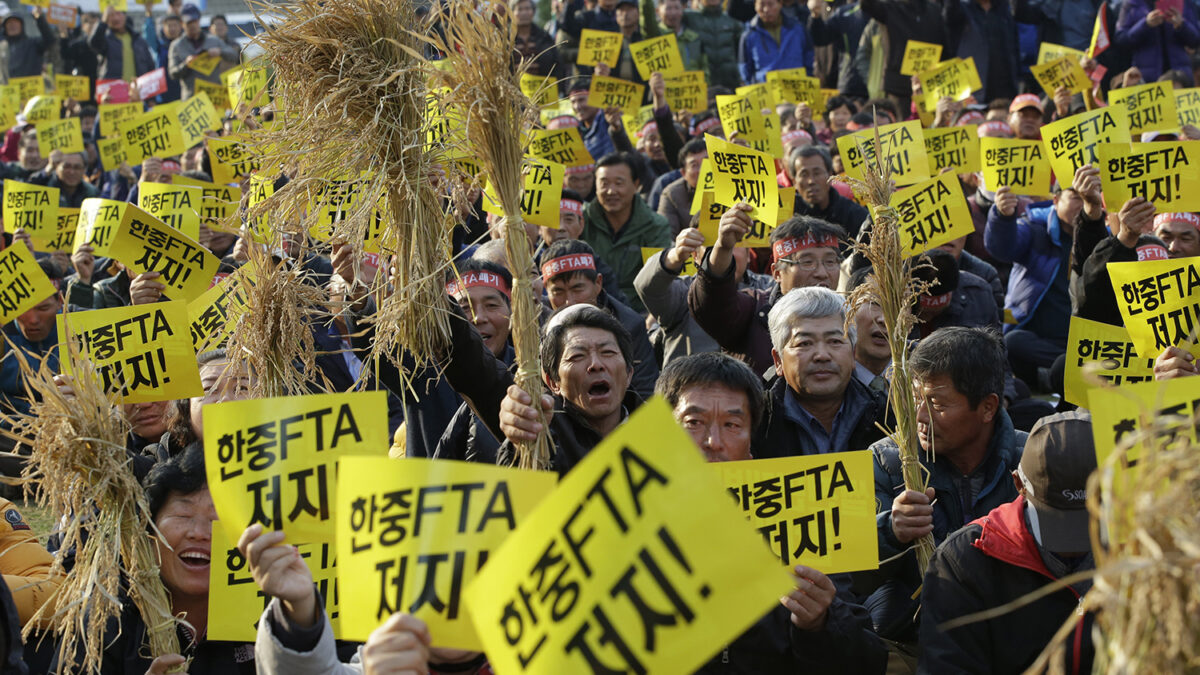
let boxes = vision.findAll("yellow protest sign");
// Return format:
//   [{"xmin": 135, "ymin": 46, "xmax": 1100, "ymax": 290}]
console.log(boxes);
[
  {"xmin": 177, "ymin": 92, "xmax": 221, "ymax": 149},
  {"xmin": 106, "ymin": 204, "xmax": 219, "ymax": 301},
  {"xmin": 23, "ymin": 95, "xmax": 59, "ymax": 124},
  {"xmin": 664, "ymin": 71, "xmax": 707, "ymax": 114},
  {"xmin": 624, "ymin": 104, "xmax": 655, "ymax": 137},
  {"xmin": 40, "ymin": 207, "xmax": 79, "ymax": 253},
  {"xmin": 118, "ymin": 106, "xmax": 186, "ymax": 165},
  {"xmin": 54, "ymin": 74, "xmax": 90, "ymax": 101},
  {"xmin": 706, "ymin": 134, "xmax": 779, "ymax": 227},
  {"xmin": 195, "ymin": 79, "xmax": 231, "ymax": 113},
  {"xmin": 96, "ymin": 135, "xmax": 133, "ymax": 172},
  {"xmin": 1109, "ymin": 257, "xmax": 1200, "ymax": 360},
  {"xmin": 980, "ymin": 137, "xmax": 1053, "ymax": 196},
  {"xmin": 73, "ymin": 198, "xmax": 127, "ymax": 256},
  {"xmin": 204, "ymin": 391, "xmax": 389, "ymax": 542},
  {"xmin": 98, "ymin": 0, "xmax": 128, "ymax": 11},
  {"xmin": 0, "ymin": 241, "xmax": 56, "ymax": 323},
  {"xmin": 837, "ymin": 120, "xmax": 931, "ymax": 185},
  {"xmin": 222, "ymin": 62, "xmax": 271, "ymax": 111},
  {"xmin": 1042, "ymin": 106, "xmax": 1130, "ymax": 184},
  {"xmin": 208, "ymin": 525, "xmax": 342, "ymax": 641},
  {"xmin": 188, "ymin": 52, "xmax": 222, "ymax": 76},
  {"xmin": 57, "ymin": 301, "xmax": 202, "ymax": 403},
  {"xmin": 3, "ymin": 180, "xmax": 58, "ymax": 240},
  {"xmin": 483, "ymin": 158, "xmax": 565, "ymax": 229},
  {"xmin": 0, "ymin": 86, "xmax": 17, "ymax": 130},
  {"xmin": 1108, "ymin": 82, "xmax": 1178, "ymax": 135},
  {"xmin": 919, "ymin": 58, "xmax": 981, "ymax": 109},
  {"xmin": 715, "ymin": 93, "xmax": 783, "ymax": 158},
  {"xmin": 1038, "ymin": 42, "xmax": 1086, "ymax": 65},
  {"xmin": 698, "ymin": 187, "xmax": 794, "ymax": 247},
  {"xmin": 206, "ymin": 135, "xmax": 260, "ymax": 184},
  {"xmin": 765, "ymin": 71, "xmax": 825, "ymax": 115},
  {"xmin": 10, "ymin": 76, "xmax": 44, "ymax": 106},
  {"xmin": 1176, "ymin": 87, "xmax": 1200, "ymax": 128},
  {"xmin": 527, "ymin": 127, "xmax": 594, "ymax": 168},
  {"xmin": 641, "ymin": 246, "xmax": 697, "ymax": 276},
  {"xmin": 188, "ymin": 267, "xmax": 254, "ymax": 352},
  {"xmin": 891, "ymin": 172, "xmax": 973, "ymax": 257},
  {"xmin": 1098, "ymin": 141, "xmax": 1200, "ymax": 212},
  {"xmin": 587, "ymin": 75, "xmax": 644, "ymax": 116},
  {"xmin": 900, "ymin": 40, "xmax": 942, "ymax": 76},
  {"xmin": 717, "ymin": 451, "xmax": 877, "ymax": 574},
  {"xmin": 174, "ymin": 176, "xmax": 243, "ymax": 233},
  {"xmin": 690, "ymin": 158, "xmax": 715, "ymax": 215},
  {"xmin": 519, "ymin": 73, "xmax": 555, "ymax": 107},
  {"xmin": 577, "ymin": 29, "xmax": 623, "ymax": 67},
  {"xmin": 1063, "ymin": 316, "xmax": 1155, "ymax": 407},
  {"xmin": 97, "ymin": 102, "xmax": 143, "ymax": 138},
  {"xmin": 630, "ymin": 33, "xmax": 684, "ymax": 79},
  {"xmin": 138, "ymin": 182, "xmax": 201, "ymax": 241},
  {"xmin": 466, "ymin": 398, "xmax": 791, "ymax": 674},
  {"xmin": 305, "ymin": 174, "xmax": 378, "ymax": 243},
  {"xmin": 1031, "ymin": 55, "xmax": 1090, "ymax": 96},
  {"xmin": 35, "ymin": 117, "xmax": 84, "ymax": 155},
  {"xmin": 336, "ymin": 458, "xmax": 557, "ymax": 647},
  {"xmin": 923, "ymin": 125, "xmax": 980, "ymax": 174}
]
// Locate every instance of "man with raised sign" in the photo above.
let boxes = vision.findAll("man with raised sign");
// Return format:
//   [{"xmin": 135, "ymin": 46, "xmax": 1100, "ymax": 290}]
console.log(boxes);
[
  {"xmin": 568, "ymin": 78, "xmax": 618, "ymax": 162},
  {"xmin": 788, "ymin": 144, "xmax": 869, "ymax": 239},
  {"xmin": 1072, "ymin": 195, "xmax": 1170, "ymax": 326},
  {"xmin": 167, "ymin": 3, "xmax": 238, "ymax": 101},
  {"xmin": 89, "ymin": 5, "xmax": 156, "ymax": 81}
]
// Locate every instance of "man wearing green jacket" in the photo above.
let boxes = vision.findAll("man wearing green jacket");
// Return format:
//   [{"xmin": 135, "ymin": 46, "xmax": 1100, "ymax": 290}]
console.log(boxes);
[
  {"xmin": 581, "ymin": 152, "xmax": 672, "ymax": 313},
  {"xmin": 640, "ymin": 0, "xmax": 706, "ymax": 73},
  {"xmin": 683, "ymin": 0, "xmax": 743, "ymax": 89}
]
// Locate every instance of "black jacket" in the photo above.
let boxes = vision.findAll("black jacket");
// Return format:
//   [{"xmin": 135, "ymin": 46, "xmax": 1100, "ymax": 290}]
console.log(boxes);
[
  {"xmin": 1071, "ymin": 210, "xmax": 1168, "ymax": 327},
  {"xmin": 4, "ymin": 15, "xmax": 53, "ymax": 79},
  {"xmin": 858, "ymin": 0, "xmax": 945, "ymax": 96},
  {"xmin": 88, "ymin": 22, "xmax": 155, "ymax": 80},
  {"xmin": 752, "ymin": 376, "xmax": 888, "ymax": 460}
]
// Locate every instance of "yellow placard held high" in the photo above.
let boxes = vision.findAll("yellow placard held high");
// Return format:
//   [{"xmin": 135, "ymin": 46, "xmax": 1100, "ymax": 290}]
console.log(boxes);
[
  {"xmin": 765, "ymin": 72, "xmax": 825, "ymax": 115},
  {"xmin": 118, "ymin": 106, "xmax": 187, "ymax": 165},
  {"xmin": 9, "ymin": 76, "xmax": 44, "ymax": 106},
  {"xmin": 1176, "ymin": 87, "xmax": 1200, "ymax": 128},
  {"xmin": 1037, "ymin": 42, "xmax": 1086, "ymax": 65},
  {"xmin": 139, "ymin": 182, "xmax": 202, "ymax": 241},
  {"xmin": 630, "ymin": 33, "xmax": 685, "ymax": 79},
  {"xmin": 923, "ymin": 125, "xmax": 980, "ymax": 174},
  {"xmin": 175, "ymin": 176, "xmax": 242, "ymax": 233},
  {"xmin": 587, "ymin": 75, "xmax": 644, "ymax": 116},
  {"xmin": 900, "ymin": 40, "xmax": 942, "ymax": 76},
  {"xmin": 336, "ymin": 458, "xmax": 558, "ymax": 647},
  {"xmin": 1042, "ymin": 106, "xmax": 1130, "ymax": 184},
  {"xmin": 23, "ymin": 95, "xmax": 60, "ymax": 123},
  {"xmin": 837, "ymin": 120, "xmax": 931, "ymax": 185},
  {"xmin": 919, "ymin": 58, "xmax": 981, "ymax": 110},
  {"xmin": 698, "ymin": 187, "xmax": 794, "ymax": 247},
  {"xmin": 664, "ymin": 71, "xmax": 707, "ymax": 114},
  {"xmin": 3, "ymin": 181, "xmax": 59, "ymax": 241},
  {"xmin": 1108, "ymin": 82, "xmax": 1178, "ymax": 135},
  {"xmin": 690, "ymin": 158, "xmax": 714, "ymax": 214},
  {"xmin": 891, "ymin": 172, "xmax": 973, "ymax": 257},
  {"xmin": 195, "ymin": 79, "xmax": 232, "ymax": 112},
  {"xmin": 188, "ymin": 52, "xmax": 222, "ymax": 76},
  {"xmin": 177, "ymin": 92, "xmax": 221, "ymax": 149},
  {"xmin": 577, "ymin": 29, "xmax": 623, "ymax": 67},
  {"xmin": 980, "ymin": 137, "xmax": 1053, "ymax": 196},
  {"xmin": 1063, "ymin": 316, "xmax": 1155, "ymax": 407},
  {"xmin": 106, "ymin": 204, "xmax": 219, "ymax": 301},
  {"xmin": 527, "ymin": 127, "xmax": 595, "ymax": 168},
  {"xmin": 483, "ymin": 158, "xmax": 565, "ymax": 230},
  {"xmin": 54, "ymin": 74, "xmax": 90, "ymax": 101},
  {"xmin": 40, "ymin": 207, "xmax": 80, "ymax": 253},
  {"xmin": 73, "ymin": 198, "xmax": 128, "ymax": 256},
  {"xmin": 1099, "ymin": 141, "xmax": 1200, "ymax": 213},
  {"xmin": 188, "ymin": 266, "xmax": 255, "ymax": 352},
  {"xmin": 642, "ymin": 247, "xmax": 697, "ymax": 276},
  {"xmin": 0, "ymin": 241, "xmax": 57, "ymax": 324},
  {"xmin": 1031, "ymin": 55, "xmax": 1090, "ymax": 96},
  {"xmin": 206, "ymin": 135, "xmax": 260, "ymax": 184},
  {"xmin": 519, "ymin": 73, "xmax": 556, "ymax": 107},
  {"xmin": 465, "ymin": 398, "xmax": 791, "ymax": 675},
  {"xmin": 1109, "ymin": 257, "xmax": 1200, "ymax": 361},
  {"xmin": 35, "ymin": 117, "xmax": 84, "ymax": 155},
  {"xmin": 98, "ymin": 102, "xmax": 143, "ymax": 138},
  {"xmin": 222, "ymin": 62, "xmax": 271, "ymax": 112},
  {"xmin": 706, "ymin": 134, "xmax": 779, "ymax": 227}
]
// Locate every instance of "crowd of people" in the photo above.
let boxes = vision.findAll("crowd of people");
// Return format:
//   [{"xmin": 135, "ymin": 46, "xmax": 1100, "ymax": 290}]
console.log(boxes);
[{"xmin": 0, "ymin": 0, "xmax": 1187, "ymax": 672}]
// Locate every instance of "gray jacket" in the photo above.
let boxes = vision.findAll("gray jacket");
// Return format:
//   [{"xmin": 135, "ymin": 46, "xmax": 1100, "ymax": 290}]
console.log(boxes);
[
  {"xmin": 656, "ymin": 175, "xmax": 694, "ymax": 237},
  {"xmin": 166, "ymin": 33, "xmax": 238, "ymax": 101},
  {"xmin": 255, "ymin": 598, "xmax": 361, "ymax": 674}
]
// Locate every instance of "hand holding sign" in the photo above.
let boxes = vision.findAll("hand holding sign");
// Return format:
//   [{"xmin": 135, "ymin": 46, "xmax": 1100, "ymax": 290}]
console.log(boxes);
[
  {"xmin": 1116, "ymin": 196, "xmax": 1156, "ymax": 247},
  {"xmin": 238, "ymin": 524, "xmax": 317, "ymax": 628},
  {"xmin": 782, "ymin": 566, "xmax": 837, "ymax": 631},
  {"xmin": 1071, "ymin": 164, "xmax": 1104, "ymax": 219},
  {"xmin": 1154, "ymin": 345, "xmax": 1196, "ymax": 380}
]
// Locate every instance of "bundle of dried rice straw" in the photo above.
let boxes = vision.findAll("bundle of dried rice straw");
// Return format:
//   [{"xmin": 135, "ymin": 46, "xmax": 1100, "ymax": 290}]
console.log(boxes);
[{"xmin": 0, "ymin": 330, "xmax": 178, "ymax": 674}]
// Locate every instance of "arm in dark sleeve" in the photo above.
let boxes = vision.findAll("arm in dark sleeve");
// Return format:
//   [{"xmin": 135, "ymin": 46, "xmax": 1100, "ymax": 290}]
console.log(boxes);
[
  {"xmin": 789, "ymin": 575, "xmax": 888, "ymax": 674},
  {"xmin": 654, "ymin": 105, "xmax": 684, "ymax": 170},
  {"xmin": 1074, "ymin": 235, "xmax": 1149, "ymax": 325},
  {"xmin": 686, "ymin": 250, "xmax": 761, "ymax": 354},
  {"xmin": 941, "ymin": 0, "xmax": 966, "ymax": 36},
  {"xmin": 1069, "ymin": 209, "xmax": 1109, "ymax": 278},
  {"xmin": 88, "ymin": 21, "xmax": 108, "ymax": 56},
  {"xmin": 35, "ymin": 14, "xmax": 53, "ymax": 53},
  {"xmin": 916, "ymin": 536, "xmax": 995, "ymax": 674},
  {"xmin": 440, "ymin": 304, "xmax": 515, "ymax": 444},
  {"xmin": 627, "ymin": 323, "xmax": 659, "ymax": 399},
  {"xmin": 560, "ymin": 0, "xmax": 588, "ymax": 39},
  {"xmin": 982, "ymin": 204, "xmax": 1032, "ymax": 264}
]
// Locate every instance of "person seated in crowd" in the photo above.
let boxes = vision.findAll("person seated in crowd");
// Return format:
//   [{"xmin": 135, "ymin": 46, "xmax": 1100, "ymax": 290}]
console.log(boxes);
[
  {"xmin": 689, "ymin": 206, "xmax": 845, "ymax": 375},
  {"xmin": 912, "ymin": 249, "xmax": 1000, "ymax": 337},
  {"xmin": 0, "ymin": 498, "xmax": 61, "ymax": 628},
  {"xmin": 936, "ymin": 234, "xmax": 1004, "ymax": 316},
  {"xmin": 920, "ymin": 410, "xmax": 1097, "ymax": 674},
  {"xmin": 868, "ymin": 327, "xmax": 1026, "ymax": 647},
  {"xmin": 536, "ymin": 188, "xmax": 628, "ymax": 305},
  {"xmin": 541, "ymin": 238, "xmax": 658, "ymax": 398},
  {"xmin": 28, "ymin": 151, "xmax": 99, "ymax": 209},
  {"xmin": 845, "ymin": 269, "xmax": 891, "ymax": 392},
  {"xmin": 788, "ymin": 144, "xmax": 868, "ymax": 239},
  {"xmin": 0, "ymin": 127, "xmax": 47, "ymax": 182},
  {"xmin": 567, "ymin": 78, "xmax": 617, "ymax": 162},
  {"xmin": 1148, "ymin": 211, "xmax": 1200, "ymax": 259},
  {"xmin": 1007, "ymin": 94, "xmax": 1046, "ymax": 141},
  {"xmin": 0, "ymin": 264, "xmax": 64, "ymax": 433}
]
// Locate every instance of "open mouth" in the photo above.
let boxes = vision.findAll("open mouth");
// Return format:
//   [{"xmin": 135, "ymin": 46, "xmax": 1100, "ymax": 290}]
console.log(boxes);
[
  {"xmin": 871, "ymin": 330, "xmax": 888, "ymax": 345},
  {"xmin": 587, "ymin": 381, "xmax": 612, "ymax": 397},
  {"xmin": 178, "ymin": 550, "xmax": 211, "ymax": 569}
]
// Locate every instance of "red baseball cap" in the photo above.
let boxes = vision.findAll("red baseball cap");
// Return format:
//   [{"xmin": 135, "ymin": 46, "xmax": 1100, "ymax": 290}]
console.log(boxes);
[{"xmin": 1009, "ymin": 93, "xmax": 1044, "ymax": 114}]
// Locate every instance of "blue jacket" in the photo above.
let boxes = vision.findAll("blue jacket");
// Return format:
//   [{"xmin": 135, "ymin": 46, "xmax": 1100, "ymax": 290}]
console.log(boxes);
[
  {"xmin": 984, "ymin": 202, "xmax": 1064, "ymax": 333},
  {"xmin": 1116, "ymin": 0, "xmax": 1200, "ymax": 82},
  {"xmin": 738, "ymin": 13, "xmax": 814, "ymax": 84}
]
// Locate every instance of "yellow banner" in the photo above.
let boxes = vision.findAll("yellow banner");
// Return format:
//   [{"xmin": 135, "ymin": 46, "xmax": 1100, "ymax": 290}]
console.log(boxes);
[
  {"xmin": 188, "ymin": 52, "xmax": 222, "ymax": 76},
  {"xmin": 1037, "ymin": 42, "xmax": 1086, "ymax": 65},
  {"xmin": 336, "ymin": 458, "xmax": 557, "ymax": 647},
  {"xmin": 577, "ymin": 29, "xmax": 623, "ymax": 67},
  {"xmin": 664, "ymin": 71, "xmax": 707, "ymax": 114},
  {"xmin": 919, "ymin": 58, "xmax": 981, "ymax": 110},
  {"xmin": 980, "ymin": 137, "xmax": 1053, "ymax": 196},
  {"xmin": 698, "ymin": 187, "xmax": 794, "ymax": 247},
  {"xmin": 188, "ymin": 267, "xmax": 254, "ymax": 352},
  {"xmin": 715, "ymin": 93, "xmax": 783, "ymax": 158},
  {"xmin": 483, "ymin": 158, "xmax": 565, "ymax": 229},
  {"xmin": 527, "ymin": 127, "xmax": 594, "ymax": 168},
  {"xmin": 923, "ymin": 125, "xmax": 980, "ymax": 174},
  {"xmin": 1108, "ymin": 82, "xmax": 1178, "ymax": 135},
  {"xmin": 891, "ymin": 172, "xmax": 973, "ymax": 257},
  {"xmin": 705, "ymin": 134, "xmax": 779, "ymax": 227},
  {"xmin": 195, "ymin": 79, "xmax": 231, "ymax": 113},
  {"xmin": 54, "ymin": 74, "xmax": 90, "ymax": 101},
  {"xmin": 204, "ymin": 391, "xmax": 389, "ymax": 542},
  {"xmin": 222, "ymin": 62, "xmax": 271, "ymax": 112},
  {"xmin": 765, "ymin": 72, "xmax": 825, "ymax": 115},
  {"xmin": 1109, "ymin": 257, "xmax": 1200, "ymax": 360},
  {"xmin": 23, "ymin": 95, "xmax": 59, "ymax": 124},
  {"xmin": 0, "ymin": 241, "xmax": 57, "ymax": 323},
  {"xmin": 900, "ymin": 40, "xmax": 942, "ymax": 76},
  {"xmin": 587, "ymin": 75, "xmax": 644, "ymax": 116},
  {"xmin": 40, "ymin": 207, "xmax": 79, "ymax": 252},
  {"xmin": 837, "ymin": 120, "xmax": 931, "ymax": 185},
  {"xmin": 630, "ymin": 33, "xmax": 684, "ymax": 79},
  {"xmin": 207, "ymin": 135, "xmax": 260, "ymax": 184},
  {"xmin": 1176, "ymin": 87, "xmax": 1200, "ymax": 128},
  {"xmin": 465, "ymin": 398, "xmax": 791, "ymax": 675},
  {"xmin": 35, "ymin": 117, "xmax": 84, "ymax": 155},
  {"xmin": 177, "ymin": 92, "xmax": 221, "ymax": 149},
  {"xmin": 9, "ymin": 76, "xmax": 44, "ymax": 106},
  {"xmin": 118, "ymin": 106, "xmax": 186, "ymax": 165},
  {"xmin": 1098, "ymin": 141, "xmax": 1200, "ymax": 212},
  {"xmin": 1063, "ymin": 316, "xmax": 1154, "ymax": 407},
  {"xmin": 73, "ymin": 198, "xmax": 127, "ymax": 256},
  {"xmin": 106, "ymin": 204, "xmax": 219, "ymax": 301},
  {"xmin": 641, "ymin": 246, "xmax": 697, "ymax": 276},
  {"xmin": 98, "ymin": 102, "xmax": 143, "ymax": 138},
  {"xmin": 1031, "ymin": 55, "xmax": 1090, "ymax": 96},
  {"xmin": 3, "ymin": 180, "xmax": 58, "ymax": 239},
  {"xmin": 519, "ymin": 73, "xmax": 556, "ymax": 107},
  {"xmin": 1042, "ymin": 106, "xmax": 1130, "ymax": 184},
  {"xmin": 138, "ymin": 182, "xmax": 201, "ymax": 241}
]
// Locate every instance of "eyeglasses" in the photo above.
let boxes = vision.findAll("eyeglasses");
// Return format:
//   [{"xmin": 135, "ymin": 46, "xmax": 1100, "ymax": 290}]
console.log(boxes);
[{"xmin": 776, "ymin": 257, "xmax": 840, "ymax": 272}]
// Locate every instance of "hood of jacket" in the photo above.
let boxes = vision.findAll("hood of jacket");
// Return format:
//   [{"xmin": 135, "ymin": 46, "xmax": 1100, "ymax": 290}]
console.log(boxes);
[{"xmin": 970, "ymin": 496, "xmax": 1067, "ymax": 588}]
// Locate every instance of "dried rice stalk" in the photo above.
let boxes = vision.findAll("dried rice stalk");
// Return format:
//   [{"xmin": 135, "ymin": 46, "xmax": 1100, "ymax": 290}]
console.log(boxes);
[
  {"xmin": 839, "ymin": 128, "xmax": 935, "ymax": 575},
  {"xmin": 0, "ymin": 328, "xmax": 179, "ymax": 673}
]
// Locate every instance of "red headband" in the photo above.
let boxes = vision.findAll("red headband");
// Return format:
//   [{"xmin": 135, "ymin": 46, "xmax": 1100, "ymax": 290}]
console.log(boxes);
[
  {"xmin": 1154, "ymin": 212, "xmax": 1200, "ymax": 230},
  {"xmin": 561, "ymin": 199, "xmax": 583, "ymax": 216},
  {"xmin": 446, "ymin": 270, "xmax": 511, "ymax": 298},
  {"xmin": 772, "ymin": 233, "xmax": 839, "ymax": 261},
  {"xmin": 920, "ymin": 292, "xmax": 952, "ymax": 309},
  {"xmin": 565, "ymin": 163, "xmax": 594, "ymax": 175},
  {"xmin": 541, "ymin": 253, "xmax": 595, "ymax": 280},
  {"xmin": 977, "ymin": 120, "xmax": 1014, "ymax": 138},
  {"xmin": 548, "ymin": 114, "xmax": 580, "ymax": 129},
  {"xmin": 782, "ymin": 129, "xmax": 813, "ymax": 147},
  {"xmin": 693, "ymin": 117, "xmax": 720, "ymax": 137},
  {"xmin": 637, "ymin": 120, "xmax": 658, "ymax": 138}
]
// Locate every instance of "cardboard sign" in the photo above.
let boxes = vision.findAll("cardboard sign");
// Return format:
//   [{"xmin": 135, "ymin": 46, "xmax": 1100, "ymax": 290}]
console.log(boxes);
[
  {"xmin": 47, "ymin": 4, "xmax": 78, "ymax": 27},
  {"xmin": 11, "ymin": 78, "xmax": 46, "ymax": 107},
  {"xmin": 1108, "ymin": 82, "xmax": 1178, "ymax": 135},
  {"xmin": 1099, "ymin": 141, "xmax": 1200, "ymax": 212},
  {"xmin": 57, "ymin": 301, "xmax": 203, "ymax": 403},
  {"xmin": 705, "ymin": 134, "xmax": 779, "ymax": 227},
  {"xmin": 204, "ymin": 391, "xmax": 389, "ymax": 542},
  {"xmin": 919, "ymin": 58, "xmax": 981, "ymax": 109},
  {"xmin": 900, "ymin": 40, "xmax": 942, "ymax": 76},
  {"xmin": 577, "ymin": 29, "xmax": 623, "ymax": 67},
  {"xmin": 527, "ymin": 127, "xmax": 594, "ymax": 168},
  {"xmin": 3, "ymin": 181, "xmax": 58, "ymax": 238},
  {"xmin": 630, "ymin": 33, "xmax": 685, "ymax": 79},
  {"xmin": 980, "ymin": 137, "xmax": 1053, "ymax": 196},
  {"xmin": 138, "ymin": 182, "xmax": 202, "ymax": 241},
  {"xmin": 641, "ymin": 246, "xmax": 697, "ymax": 276},
  {"xmin": 765, "ymin": 71, "xmax": 825, "ymax": 115},
  {"xmin": 136, "ymin": 68, "xmax": 168, "ymax": 100},
  {"xmin": 483, "ymin": 158, "xmax": 565, "ymax": 230},
  {"xmin": 23, "ymin": 95, "xmax": 59, "ymax": 124},
  {"xmin": 96, "ymin": 135, "xmax": 132, "ymax": 172},
  {"xmin": 98, "ymin": 102, "xmax": 143, "ymax": 138},
  {"xmin": 664, "ymin": 71, "xmax": 707, "ymax": 114},
  {"xmin": 735, "ymin": 82, "xmax": 774, "ymax": 112},
  {"xmin": 73, "ymin": 198, "xmax": 128, "ymax": 255},
  {"xmin": 697, "ymin": 187, "xmax": 794, "ymax": 248},
  {"xmin": 188, "ymin": 267, "xmax": 254, "ymax": 352},
  {"xmin": 174, "ymin": 177, "xmax": 242, "ymax": 234},
  {"xmin": 1031, "ymin": 55, "xmax": 1090, "ymax": 96},
  {"xmin": 207, "ymin": 135, "xmax": 260, "ymax": 184},
  {"xmin": 690, "ymin": 158, "xmax": 714, "ymax": 215},
  {"xmin": 118, "ymin": 106, "xmax": 186, "ymax": 165},
  {"xmin": 923, "ymin": 125, "xmax": 980, "ymax": 174},
  {"xmin": 519, "ymin": 73, "xmax": 556, "ymax": 107},
  {"xmin": 1042, "ymin": 106, "xmax": 1131, "ymax": 184},
  {"xmin": 223, "ymin": 63, "xmax": 271, "ymax": 111},
  {"xmin": 54, "ymin": 75, "xmax": 90, "ymax": 102},
  {"xmin": 837, "ymin": 120, "xmax": 931, "ymax": 185},
  {"xmin": 1063, "ymin": 316, "xmax": 1155, "ymax": 407},
  {"xmin": 188, "ymin": 52, "xmax": 222, "ymax": 76},
  {"xmin": 890, "ymin": 172, "xmax": 973, "ymax": 257},
  {"xmin": 1109, "ymin": 257, "xmax": 1200, "ymax": 360},
  {"xmin": 1037, "ymin": 42, "xmax": 1086, "ymax": 65},
  {"xmin": 587, "ymin": 75, "xmax": 644, "ymax": 116},
  {"xmin": 177, "ymin": 92, "xmax": 221, "ymax": 149},
  {"xmin": 35, "ymin": 117, "xmax": 84, "ymax": 155},
  {"xmin": 714, "ymin": 93, "xmax": 775, "ymax": 156},
  {"xmin": 1176, "ymin": 87, "xmax": 1200, "ymax": 128},
  {"xmin": 41, "ymin": 208, "xmax": 79, "ymax": 253},
  {"xmin": 336, "ymin": 458, "xmax": 558, "ymax": 647},
  {"xmin": 465, "ymin": 398, "xmax": 791, "ymax": 675},
  {"xmin": 717, "ymin": 452, "xmax": 877, "ymax": 574},
  {"xmin": 0, "ymin": 241, "xmax": 57, "ymax": 323},
  {"xmin": 106, "ymin": 203, "xmax": 219, "ymax": 301},
  {"xmin": 195, "ymin": 79, "xmax": 232, "ymax": 113}
]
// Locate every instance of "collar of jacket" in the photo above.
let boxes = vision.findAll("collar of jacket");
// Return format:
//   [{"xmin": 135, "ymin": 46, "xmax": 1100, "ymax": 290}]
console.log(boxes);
[
  {"xmin": 969, "ymin": 496, "xmax": 1075, "ymax": 591},
  {"xmin": 584, "ymin": 193, "xmax": 654, "ymax": 235}
]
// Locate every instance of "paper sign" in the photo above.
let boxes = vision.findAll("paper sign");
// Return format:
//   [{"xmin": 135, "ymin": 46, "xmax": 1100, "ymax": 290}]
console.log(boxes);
[
  {"xmin": 204, "ymin": 391, "xmax": 389, "ymax": 542},
  {"xmin": 188, "ymin": 52, "xmax": 222, "ymax": 76},
  {"xmin": 690, "ymin": 158, "xmax": 714, "ymax": 214},
  {"xmin": 98, "ymin": 102, "xmax": 143, "ymax": 138},
  {"xmin": 641, "ymin": 246, "xmax": 697, "ymax": 276},
  {"xmin": 0, "ymin": 241, "xmax": 56, "ymax": 324},
  {"xmin": 222, "ymin": 63, "xmax": 271, "ymax": 111},
  {"xmin": 664, "ymin": 71, "xmax": 707, "ymax": 114},
  {"xmin": 919, "ymin": 58, "xmax": 981, "ymax": 109},
  {"xmin": 891, "ymin": 172, "xmax": 973, "ymax": 257},
  {"xmin": 174, "ymin": 177, "xmax": 242, "ymax": 234},
  {"xmin": 587, "ymin": 75, "xmax": 644, "ymax": 116},
  {"xmin": 35, "ymin": 117, "xmax": 84, "ymax": 155},
  {"xmin": 706, "ymin": 134, "xmax": 779, "ymax": 227},
  {"xmin": 1108, "ymin": 82, "xmax": 1178, "ymax": 135},
  {"xmin": 698, "ymin": 187, "xmax": 793, "ymax": 247},
  {"xmin": 57, "ymin": 301, "xmax": 202, "ymax": 403},
  {"xmin": 177, "ymin": 92, "xmax": 220, "ymax": 149},
  {"xmin": 519, "ymin": 73, "xmax": 556, "ymax": 107},
  {"xmin": 1031, "ymin": 55, "xmax": 1090, "ymax": 96},
  {"xmin": 11, "ymin": 77, "xmax": 45, "ymax": 107},
  {"xmin": 527, "ymin": 127, "xmax": 595, "ymax": 168},
  {"xmin": 98, "ymin": 0, "xmax": 128, "ymax": 10},
  {"xmin": 73, "ymin": 198, "xmax": 128, "ymax": 255},
  {"xmin": 1037, "ymin": 42, "xmax": 1086, "ymax": 65},
  {"xmin": 118, "ymin": 106, "xmax": 186, "ymax": 165},
  {"xmin": 1042, "ymin": 106, "xmax": 1131, "ymax": 184},
  {"xmin": 923, "ymin": 125, "xmax": 980, "ymax": 174},
  {"xmin": 765, "ymin": 72, "xmax": 825, "ymax": 115},
  {"xmin": 23, "ymin": 95, "xmax": 59, "ymax": 124},
  {"xmin": 3, "ymin": 181, "xmax": 58, "ymax": 239},
  {"xmin": 1176, "ymin": 87, "xmax": 1200, "ymax": 128},
  {"xmin": 106, "ymin": 203, "xmax": 219, "ymax": 301},
  {"xmin": 630, "ymin": 33, "xmax": 685, "ymax": 79},
  {"xmin": 483, "ymin": 158, "xmax": 565, "ymax": 229},
  {"xmin": 54, "ymin": 75, "xmax": 90, "ymax": 102},
  {"xmin": 900, "ymin": 40, "xmax": 942, "ymax": 76},
  {"xmin": 1099, "ymin": 141, "xmax": 1200, "ymax": 212},
  {"xmin": 188, "ymin": 267, "xmax": 254, "ymax": 352},
  {"xmin": 837, "ymin": 120, "xmax": 931, "ymax": 185},
  {"xmin": 96, "ymin": 136, "xmax": 132, "ymax": 172},
  {"xmin": 96, "ymin": 79, "xmax": 131, "ymax": 104},
  {"xmin": 336, "ymin": 458, "xmax": 557, "ymax": 647},
  {"xmin": 195, "ymin": 79, "xmax": 232, "ymax": 113},
  {"xmin": 980, "ymin": 137, "xmax": 1053, "ymax": 196},
  {"xmin": 735, "ymin": 82, "xmax": 774, "ymax": 111},
  {"xmin": 465, "ymin": 398, "xmax": 791, "ymax": 675},
  {"xmin": 0, "ymin": 86, "xmax": 17, "ymax": 130},
  {"xmin": 207, "ymin": 135, "xmax": 260, "ymax": 184},
  {"xmin": 41, "ymin": 208, "xmax": 79, "ymax": 253},
  {"xmin": 47, "ymin": 4, "xmax": 77, "ymax": 26},
  {"xmin": 136, "ymin": 68, "xmax": 168, "ymax": 100},
  {"xmin": 577, "ymin": 29, "xmax": 623, "ymax": 67},
  {"xmin": 1109, "ymin": 257, "xmax": 1200, "ymax": 360},
  {"xmin": 715, "ymin": 93, "xmax": 783, "ymax": 158},
  {"xmin": 138, "ymin": 182, "xmax": 202, "ymax": 241},
  {"xmin": 1063, "ymin": 316, "xmax": 1155, "ymax": 407}
]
